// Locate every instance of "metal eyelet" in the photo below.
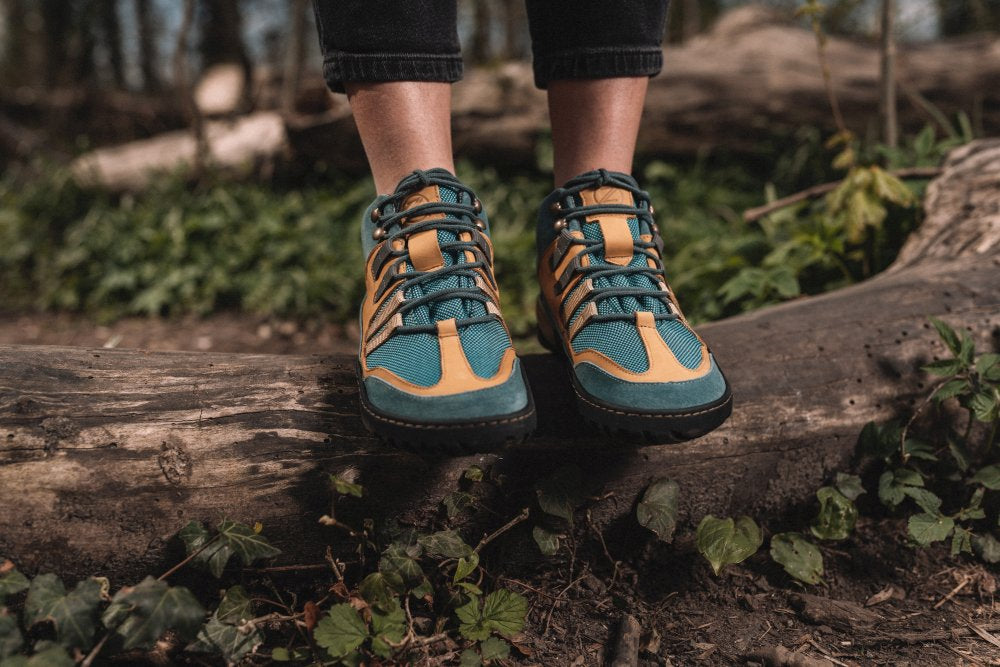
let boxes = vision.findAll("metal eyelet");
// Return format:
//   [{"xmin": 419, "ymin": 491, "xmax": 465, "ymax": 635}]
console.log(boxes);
[
  {"xmin": 650, "ymin": 222, "xmax": 659, "ymax": 234},
  {"xmin": 370, "ymin": 208, "xmax": 381, "ymax": 223},
  {"xmin": 550, "ymin": 202, "xmax": 562, "ymax": 214},
  {"xmin": 553, "ymin": 219, "xmax": 568, "ymax": 231},
  {"xmin": 648, "ymin": 204, "xmax": 655, "ymax": 216},
  {"xmin": 475, "ymin": 219, "xmax": 486, "ymax": 230},
  {"xmin": 473, "ymin": 198, "xmax": 482, "ymax": 214},
  {"xmin": 372, "ymin": 227, "xmax": 387, "ymax": 241}
]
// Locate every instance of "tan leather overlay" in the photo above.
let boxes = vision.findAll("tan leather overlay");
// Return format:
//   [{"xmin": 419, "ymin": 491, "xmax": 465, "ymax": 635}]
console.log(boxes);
[
  {"xmin": 362, "ymin": 318, "xmax": 518, "ymax": 396},
  {"xmin": 580, "ymin": 186, "xmax": 635, "ymax": 266},
  {"xmin": 401, "ymin": 185, "xmax": 444, "ymax": 271}
]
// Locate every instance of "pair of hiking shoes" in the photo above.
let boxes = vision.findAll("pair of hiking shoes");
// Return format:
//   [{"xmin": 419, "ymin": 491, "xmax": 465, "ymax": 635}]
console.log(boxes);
[{"xmin": 356, "ymin": 168, "xmax": 732, "ymax": 453}]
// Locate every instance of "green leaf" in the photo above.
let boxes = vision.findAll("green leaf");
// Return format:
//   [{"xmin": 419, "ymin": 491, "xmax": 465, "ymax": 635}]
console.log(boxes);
[
  {"xmin": 370, "ymin": 598, "xmax": 406, "ymax": 659},
  {"xmin": 24, "ymin": 574, "xmax": 103, "ymax": 650},
  {"xmin": 443, "ymin": 492, "xmax": 476, "ymax": 518},
  {"xmin": 695, "ymin": 515, "xmax": 763, "ymax": 575},
  {"xmin": 460, "ymin": 649, "xmax": 483, "ymax": 667},
  {"xmin": 359, "ymin": 573, "xmax": 396, "ymax": 612},
  {"xmin": 903, "ymin": 487, "xmax": 943, "ymax": 514},
  {"xmin": 810, "ymin": 487, "xmax": 858, "ymax": 541},
  {"xmin": 978, "ymin": 353, "xmax": 1000, "ymax": 381},
  {"xmin": 959, "ymin": 334, "xmax": 976, "ymax": 366},
  {"xmin": 972, "ymin": 533, "xmax": 1000, "ymax": 563},
  {"xmin": 102, "ymin": 576, "xmax": 205, "ymax": 650},
  {"xmin": 922, "ymin": 358, "xmax": 963, "ymax": 376},
  {"xmin": 970, "ymin": 464, "xmax": 1000, "ymax": 490},
  {"xmin": 418, "ymin": 530, "xmax": 474, "ymax": 559},
  {"xmin": 313, "ymin": 604, "xmax": 368, "ymax": 659},
  {"xmin": 178, "ymin": 521, "xmax": 233, "ymax": 578},
  {"xmin": 216, "ymin": 520, "xmax": 281, "ymax": 566},
  {"xmin": 216, "ymin": 585, "xmax": 253, "ymax": 625},
  {"xmin": 878, "ymin": 468, "xmax": 923, "ymax": 508},
  {"xmin": 456, "ymin": 590, "xmax": 527, "ymax": 640},
  {"xmin": 379, "ymin": 544, "xmax": 426, "ymax": 593},
  {"xmin": 532, "ymin": 526, "xmax": 560, "ymax": 556},
  {"xmin": 904, "ymin": 438, "xmax": 938, "ymax": 462},
  {"xmin": 971, "ymin": 390, "xmax": 999, "ymax": 423},
  {"xmin": 536, "ymin": 465, "xmax": 586, "ymax": 524},
  {"xmin": 834, "ymin": 473, "xmax": 865, "ymax": 501},
  {"xmin": 463, "ymin": 466, "xmax": 484, "ymax": 482},
  {"xmin": 480, "ymin": 636, "xmax": 511, "ymax": 661},
  {"xmin": 454, "ymin": 553, "xmax": 480, "ymax": 584},
  {"xmin": 858, "ymin": 421, "xmax": 900, "ymax": 460},
  {"xmin": 1, "ymin": 642, "xmax": 74, "ymax": 666},
  {"xmin": 636, "ymin": 478, "xmax": 680, "ymax": 542},
  {"xmin": 908, "ymin": 513, "xmax": 955, "ymax": 546},
  {"xmin": 0, "ymin": 566, "xmax": 30, "ymax": 602},
  {"xmin": 0, "ymin": 613, "xmax": 24, "ymax": 659},
  {"xmin": 951, "ymin": 525, "xmax": 973, "ymax": 557},
  {"xmin": 330, "ymin": 474, "xmax": 363, "ymax": 498},
  {"xmin": 930, "ymin": 317, "xmax": 962, "ymax": 356},
  {"xmin": 186, "ymin": 615, "xmax": 263, "ymax": 664},
  {"xmin": 770, "ymin": 533, "xmax": 824, "ymax": 585},
  {"xmin": 934, "ymin": 378, "xmax": 970, "ymax": 401},
  {"xmin": 271, "ymin": 647, "xmax": 291, "ymax": 661}
]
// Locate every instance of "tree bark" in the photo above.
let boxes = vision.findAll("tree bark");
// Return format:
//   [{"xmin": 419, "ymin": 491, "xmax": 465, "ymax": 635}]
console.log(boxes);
[{"xmin": 3, "ymin": 139, "xmax": 999, "ymax": 582}]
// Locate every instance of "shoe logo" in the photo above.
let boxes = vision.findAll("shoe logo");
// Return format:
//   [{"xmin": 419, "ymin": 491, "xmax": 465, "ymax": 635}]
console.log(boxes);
[
  {"xmin": 403, "ymin": 192, "xmax": 432, "ymax": 210},
  {"xmin": 591, "ymin": 187, "xmax": 631, "ymax": 206}
]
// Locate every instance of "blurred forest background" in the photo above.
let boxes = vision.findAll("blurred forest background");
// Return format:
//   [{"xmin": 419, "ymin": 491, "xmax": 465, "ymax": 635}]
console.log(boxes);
[{"xmin": 0, "ymin": 0, "xmax": 998, "ymax": 353}]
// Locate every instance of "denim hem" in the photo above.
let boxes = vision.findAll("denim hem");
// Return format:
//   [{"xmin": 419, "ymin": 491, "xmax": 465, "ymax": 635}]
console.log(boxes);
[
  {"xmin": 322, "ymin": 51, "xmax": 464, "ymax": 93},
  {"xmin": 532, "ymin": 47, "xmax": 664, "ymax": 89}
]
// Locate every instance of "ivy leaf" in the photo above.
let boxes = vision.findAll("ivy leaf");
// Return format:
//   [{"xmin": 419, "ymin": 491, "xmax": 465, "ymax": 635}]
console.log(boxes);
[
  {"xmin": 379, "ymin": 545, "xmax": 426, "ymax": 594},
  {"xmin": 695, "ymin": 515, "xmax": 763, "ymax": 576},
  {"xmin": 636, "ymin": 478, "xmax": 680, "ymax": 542},
  {"xmin": 951, "ymin": 526, "xmax": 973, "ymax": 557},
  {"xmin": 370, "ymin": 598, "xmax": 406, "ymax": 659},
  {"xmin": 907, "ymin": 513, "xmax": 955, "ymax": 546},
  {"xmin": 770, "ymin": 533, "xmax": 824, "ymax": 585},
  {"xmin": 972, "ymin": 533, "xmax": 1000, "ymax": 563},
  {"xmin": 481, "ymin": 636, "xmax": 511, "ymax": 661},
  {"xmin": 313, "ymin": 604, "xmax": 368, "ymax": 658},
  {"xmin": 330, "ymin": 474, "xmax": 363, "ymax": 498},
  {"xmin": 532, "ymin": 526, "xmax": 561, "ymax": 556},
  {"xmin": 878, "ymin": 469, "xmax": 923, "ymax": 508},
  {"xmin": 930, "ymin": 317, "xmax": 962, "ymax": 357},
  {"xmin": 536, "ymin": 465, "xmax": 585, "ymax": 525},
  {"xmin": 186, "ymin": 615, "xmax": 263, "ymax": 665},
  {"xmin": 215, "ymin": 585, "xmax": 253, "ymax": 625},
  {"xmin": 443, "ymin": 492, "xmax": 476, "ymax": 518},
  {"xmin": 216, "ymin": 520, "xmax": 281, "ymax": 566},
  {"xmin": 834, "ymin": 473, "xmax": 865, "ymax": 501},
  {"xmin": 0, "ymin": 613, "xmax": 24, "ymax": 659},
  {"xmin": 102, "ymin": 576, "xmax": 205, "ymax": 650},
  {"xmin": 24, "ymin": 574, "xmax": 104, "ymax": 650},
  {"xmin": 456, "ymin": 590, "xmax": 527, "ymax": 640},
  {"xmin": 0, "ymin": 565, "xmax": 30, "ymax": 603},
  {"xmin": 970, "ymin": 464, "xmax": 1000, "ymax": 490},
  {"xmin": 810, "ymin": 487, "xmax": 858, "ymax": 541},
  {"xmin": 178, "ymin": 521, "xmax": 233, "ymax": 578},
  {"xmin": 418, "ymin": 530, "xmax": 474, "ymax": 559},
  {"xmin": 359, "ymin": 573, "xmax": 396, "ymax": 612}
]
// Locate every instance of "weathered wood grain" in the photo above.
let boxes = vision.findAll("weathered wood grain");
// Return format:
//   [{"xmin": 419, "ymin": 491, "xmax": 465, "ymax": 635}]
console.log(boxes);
[{"xmin": 2, "ymin": 140, "xmax": 999, "ymax": 582}]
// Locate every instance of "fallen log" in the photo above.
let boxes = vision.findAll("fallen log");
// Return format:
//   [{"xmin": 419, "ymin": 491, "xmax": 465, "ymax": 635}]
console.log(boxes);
[
  {"xmin": 2, "ymin": 139, "xmax": 999, "ymax": 582},
  {"xmin": 68, "ymin": 6, "xmax": 1000, "ymax": 189}
]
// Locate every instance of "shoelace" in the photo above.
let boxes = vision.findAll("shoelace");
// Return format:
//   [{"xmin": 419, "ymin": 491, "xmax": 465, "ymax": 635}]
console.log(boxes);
[
  {"xmin": 368, "ymin": 171, "xmax": 499, "ymax": 336},
  {"xmin": 550, "ymin": 169, "xmax": 678, "ymax": 326}
]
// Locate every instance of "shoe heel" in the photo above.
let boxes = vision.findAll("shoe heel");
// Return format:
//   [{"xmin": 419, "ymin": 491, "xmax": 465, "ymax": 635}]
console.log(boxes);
[{"xmin": 535, "ymin": 297, "xmax": 561, "ymax": 353}]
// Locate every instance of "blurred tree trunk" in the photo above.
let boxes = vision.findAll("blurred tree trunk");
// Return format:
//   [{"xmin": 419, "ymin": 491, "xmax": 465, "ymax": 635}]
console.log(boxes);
[
  {"xmin": 198, "ymin": 0, "xmax": 251, "ymax": 71},
  {"xmin": 666, "ymin": 0, "xmax": 721, "ymax": 43},
  {"xmin": 937, "ymin": 0, "xmax": 1000, "ymax": 35},
  {"xmin": 879, "ymin": 0, "xmax": 897, "ymax": 148},
  {"xmin": 281, "ymin": 0, "xmax": 309, "ymax": 113},
  {"xmin": 40, "ymin": 0, "xmax": 71, "ymax": 87},
  {"xmin": 469, "ymin": 0, "xmax": 492, "ymax": 64},
  {"xmin": 500, "ymin": 0, "xmax": 527, "ymax": 60},
  {"xmin": 97, "ymin": 0, "xmax": 125, "ymax": 88},
  {"xmin": 135, "ymin": 0, "xmax": 160, "ymax": 91}
]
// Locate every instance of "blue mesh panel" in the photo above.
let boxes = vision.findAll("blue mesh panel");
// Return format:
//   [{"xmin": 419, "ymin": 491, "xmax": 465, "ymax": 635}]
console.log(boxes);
[
  {"xmin": 367, "ymin": 331, "xmax": 441, "ymax": 386},
  {"xmin": 571, "ymin": 320, "xmax": 649, "ymax": 372},
  {"xmin": 656, "ymin": 319, "xmax": 703, "ymax": 369},
  {"xmin": 459, "ymin": 319, "xmax": 510, "ymax": 378}
]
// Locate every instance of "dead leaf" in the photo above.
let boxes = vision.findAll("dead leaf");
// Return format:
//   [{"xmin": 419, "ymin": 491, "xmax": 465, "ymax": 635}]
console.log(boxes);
[
  {"xmin": 865, "ymin": 585, "xmax": 896, "ymax": 607},
  {"xmin": 303, "ymin": 601, "xmax": 319, "ymax": 631}
]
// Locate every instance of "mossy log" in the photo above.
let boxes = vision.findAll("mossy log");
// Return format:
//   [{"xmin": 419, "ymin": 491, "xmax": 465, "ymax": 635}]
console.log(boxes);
[{"xmin": 2, "ymin": 140, "xmax": 999, "ymax": 583}]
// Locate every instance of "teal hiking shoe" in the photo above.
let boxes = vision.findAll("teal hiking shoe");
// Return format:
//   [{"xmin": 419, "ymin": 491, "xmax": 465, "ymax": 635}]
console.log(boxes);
[
  {"xmin": 357, "ymin": 169, "xmax": 536, "ymax": 452},
  {"xmin": 535, "ymin": 169, "xmax": 732, "ymax": 442}
]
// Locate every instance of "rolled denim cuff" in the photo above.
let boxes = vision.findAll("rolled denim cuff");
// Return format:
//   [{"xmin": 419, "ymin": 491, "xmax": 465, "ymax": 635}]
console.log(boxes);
[
  {"xmin": 532, "ymin": 47, "xmax": 663, "ymax": 89},
  {"xmin": 322, "ymin": 52, "xmax": 464, "ymax": 93}
]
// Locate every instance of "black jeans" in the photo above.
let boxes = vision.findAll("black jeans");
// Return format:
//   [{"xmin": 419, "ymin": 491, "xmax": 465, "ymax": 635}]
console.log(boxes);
[{"xmin": 312, "ymin": 0, "xmax": 670, "ymax": 92}]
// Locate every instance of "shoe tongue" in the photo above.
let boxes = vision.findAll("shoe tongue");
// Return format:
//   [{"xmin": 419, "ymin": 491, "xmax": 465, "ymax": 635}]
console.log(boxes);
[
  {"xmin": 400, "ymin": 184, "xmax": 448, "ymax": 225},
  {"xmin": 399, "ymin": 184, "xmax": 453, "ymax": 271},
  {"xmin": 579, "ymin": 186, "xmax": 637, "ymax": 266}
]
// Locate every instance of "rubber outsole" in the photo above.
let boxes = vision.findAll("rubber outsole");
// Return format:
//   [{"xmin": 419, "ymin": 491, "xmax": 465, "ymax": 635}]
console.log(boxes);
[
  {"xmin": 355, "ymin": 360, "xmax": 537, "ymax": 454},
  {"xmin": 536, "ymin": 297, "xmax": 733, "ymax": 444}
]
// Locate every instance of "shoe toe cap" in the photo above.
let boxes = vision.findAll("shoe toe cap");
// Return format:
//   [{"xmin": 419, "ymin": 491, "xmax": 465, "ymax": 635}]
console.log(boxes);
[{"xmin": 573, "ymin": 355, "xmax": 729, "ymax": 413}]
